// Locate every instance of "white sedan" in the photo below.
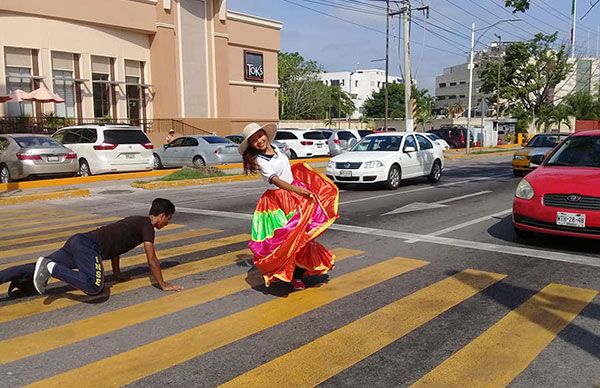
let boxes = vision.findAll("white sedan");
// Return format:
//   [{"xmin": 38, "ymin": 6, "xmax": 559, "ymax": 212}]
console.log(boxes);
[
  {"xmin": 423, "ymin": 132, "xmax": 451, "ymax": 150},
  {"xmin": 325, "ymin": 132, "xmax": 444, "ymax": 189}
]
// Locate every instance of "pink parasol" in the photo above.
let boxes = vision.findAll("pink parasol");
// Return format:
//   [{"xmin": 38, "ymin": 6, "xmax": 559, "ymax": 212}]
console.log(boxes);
[
  {"xmin": 23, "ymin": 84, "xmax": 64, "ymax": 103},
  {"xmin": 6, "ymin": 89, "xmax": 30, "ymax": 102}
]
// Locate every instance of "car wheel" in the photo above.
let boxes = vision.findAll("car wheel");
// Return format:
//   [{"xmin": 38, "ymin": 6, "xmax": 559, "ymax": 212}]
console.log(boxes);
[
  {"xmin": 289, "ymin": 150, "xmax": 297, "ymax": 160},
  {"xmin": 428, "ymin": 160, "xmax": 442, "ymax": 183},
  {"xmin": 153, "ymin": 153, "xmax": 163, "ymax": 169},
  {"xmin": 385, "ymin": 165, "xmax": 401, "ymax": 190},
  {"xmin": 0, "ymin": 164, "xmax": 11, "ymax": 183},
  {"xmin": 78, "ymin": 159, "xmax": 91, "ymax": 177},
  {"xmin": 193, "ymin": 155, "xmax": 206, "ymax": 167}
]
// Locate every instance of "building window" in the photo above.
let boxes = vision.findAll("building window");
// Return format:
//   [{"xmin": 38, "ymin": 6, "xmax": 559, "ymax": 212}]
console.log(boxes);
[
  {"xmin": 4, "ymin": 47, "xmax": 33, "ymax": 117},
  {"xmin": 437, "ymin": 96, "xmax": 446, "ymax": 100},
  {"xmin": 331, "ymin": 79, "xmax": 340, "ymax": 86},
  {"xmin": 459, "ymin": 94, "xmax": 466, "ymax": 98},
  {"xmin": 125, "ymin": 60, "xmax": 144, "ymax": 125},
  {"xmin": 438, "ymin": 83, "xmax": 447, "ymax": 88},
  {"xmin": 52, "ymin": 52, "xmax": 76, "ymax": 118},
  {"xmin": 91, "ymin": 56, "xmax": 111, "ymax": 118},
  {"xmin": 449, "ymin": 82, "xmax": 457, "ymax": 86},
  {"xmin": 459, "ymin": 81, "xmax": 466, "ymax": 85},
  {"xmin": 354, "ymin": 80, "xmax": 358, "ymax": 87}
]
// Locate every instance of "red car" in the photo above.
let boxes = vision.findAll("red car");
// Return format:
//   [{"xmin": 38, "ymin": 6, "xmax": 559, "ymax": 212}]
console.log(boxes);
[{"xmin": 513, "ymin": 130, "xmax": 600, "ymax": 240}]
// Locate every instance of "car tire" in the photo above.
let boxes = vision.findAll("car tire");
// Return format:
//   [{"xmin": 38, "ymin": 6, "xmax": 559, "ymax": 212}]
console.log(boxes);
[
  {"xmin": 79, "ymin": 159, "xmax": 91, "ymax": 177},
  {"xmin": 0, "ymin": 164, "xmax": 11, "ymax": 183},
  {"xmin": 289, "ymin": 150, "xmax": 298, "ymax": 160},
  {"xmin": 193, "ymin": 155, "xmax": 206, "ymax": 167},
  {"xmin": 385, "ymin": 165, "xmax": 401, "ymax": 190},
  {"xmin": 427, "ymin": 160, "xmax": 442, "ymax": 183},
  {"xmin": 153, "ymin": 154, "xmax": 163, "ymax": 169}
]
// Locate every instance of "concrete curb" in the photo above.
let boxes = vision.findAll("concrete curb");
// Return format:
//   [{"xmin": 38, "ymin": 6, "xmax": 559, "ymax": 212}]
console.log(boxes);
[
  {"xmin": 444, "ymin": 150, "xmax": 516, "ymax": 160},
  {"xmin": 0, "ymin": 169, "xmax": 176, "ymax": 192},
  {"xmin": 0, "ymin": 189, "xmax": 90, "ymax": 206}
]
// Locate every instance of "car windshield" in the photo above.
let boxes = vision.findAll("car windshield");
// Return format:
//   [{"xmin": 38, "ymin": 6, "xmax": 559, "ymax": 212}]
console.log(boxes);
[
  {"xmin": 527, "ymin": 134, "xmax": 568, "ymax": 148},
  {"xmin": 546, "ymin": 136, "xmax": 600, "ymax": 168},
  {"xmin": 351, "ymin": 135, "xmax": 403, "ymax": 152},
  {"xmin": 303, "ymin": 131, "xmax": 326, "ymax": 140},
  {"xmin": 15, "ymin": 136, "xmax": 63, "ymax": 148},
  {"xmin": 202, "ymin": 136, "xmax": 231, "ymax": 144}
]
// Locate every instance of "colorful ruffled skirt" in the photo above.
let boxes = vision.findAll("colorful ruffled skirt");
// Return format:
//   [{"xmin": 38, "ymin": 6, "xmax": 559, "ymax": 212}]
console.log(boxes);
[{"xmin": 249, "ymin": 163, "xmax": 339, "ymax": 286}]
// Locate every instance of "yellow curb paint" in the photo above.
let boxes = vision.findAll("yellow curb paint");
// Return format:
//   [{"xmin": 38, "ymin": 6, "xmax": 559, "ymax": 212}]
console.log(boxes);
[
  {"xmin": 0, "ymin": 216, "xmax": 120, "ymax": 240},
  {"xmin": 222, "ymin": 269, "xmax": 505, "ymax": 388},
  {"xmin": 1, "ymin": 248, "xmax": 362, "ymax": 364},
  {"xmin": 26, "ymin": 256, "xmax": 426, "ymax": 388},
  {"xmin": 0, "ymin": 223, "xmax": 185, "ymax": 249},
  {"xmin": 0, "ymin": 170, "xmax": 178, "ymax": 191},
  {"xmin": 0, "ymin": 189, "xmax": 90, "ymax": 206},
  {"xmin": 0, "ymin": 227, "xmax": 220, "ymax": 262},
  {"xmin": 412, "ymin": 283, "xmax": 597, "ymax": 387},
  {"xmin": 0, "ymin": 234, "xmax": 251, "ymax": 323}
]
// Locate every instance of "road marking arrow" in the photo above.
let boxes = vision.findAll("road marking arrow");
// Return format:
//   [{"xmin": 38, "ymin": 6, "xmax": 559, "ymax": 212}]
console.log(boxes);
[{"xmin": 383, "ymin": 190, "xmax": 492, "ymax": 216}]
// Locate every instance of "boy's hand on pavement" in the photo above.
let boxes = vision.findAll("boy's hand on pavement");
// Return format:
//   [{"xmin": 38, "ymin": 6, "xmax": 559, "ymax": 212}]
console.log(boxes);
[
  {"xmin": 161, "ymin": 282, "xmax": 183, "ymax": 292},
  {"xmin": 114, "ymin": 273, "xmax": 131, "ymax": 282}
]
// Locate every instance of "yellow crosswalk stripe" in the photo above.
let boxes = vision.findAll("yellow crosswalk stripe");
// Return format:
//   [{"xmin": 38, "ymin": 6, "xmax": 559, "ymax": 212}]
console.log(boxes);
[
  {"xmin": 0, "ymin": 209, "xmax": 78, "ymax": 222},
  {"xmin": 0, "ymin": 248, "xmax": 363, "ymax": 364},
  {"xmin": 0, "ymin": 227, "xmax": 220, "ymax": 262},
  {"xmin": 0, "ymin": 234, "xmax": 251, "ymax": 323},
  {"xmin": 26, "ymin": 256, "xmax": 428, "ymax": 388},
  {"xmin": 221, "ymin": 269, "xmax": 506, "ymax": 388},
  {"xmin": 0, "ymin": 217, "xmax": 121, "ymax": 239},
  {"xmin": 412, "ymin": 283, "xmax": 598, "ymax": 387},
  {"xmin": 0, "ymin": 206, "xmax": 50, "ymax": 217},
  {"xmin": 0, "ymin": 223, "xmax": 185, "ymax": 249},
  {"xmin": 0, "ymin": 213, "xmax": 94, "ymax": 230}
]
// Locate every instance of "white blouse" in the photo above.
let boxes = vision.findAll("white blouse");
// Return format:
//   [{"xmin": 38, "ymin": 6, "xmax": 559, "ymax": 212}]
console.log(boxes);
[{"xmin": 256, "ymin": 145, "xmax": 293, "ymax": 189}]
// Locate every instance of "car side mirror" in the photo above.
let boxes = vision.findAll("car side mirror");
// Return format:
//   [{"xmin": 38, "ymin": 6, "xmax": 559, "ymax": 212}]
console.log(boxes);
[
  {"xmin": 529, "ymin": 154, "xmax": 545, "ymax": 166},
  {"xmin": 163, "ymin": 144, "xmax": 169, "ymax": 149},
  {"xmin": 404, "ymin": 146, "xmax": 416, "ymax": 153},
  {"xmin": 348, "ymin": 138, "xmax": 358, "ymax": 148}
]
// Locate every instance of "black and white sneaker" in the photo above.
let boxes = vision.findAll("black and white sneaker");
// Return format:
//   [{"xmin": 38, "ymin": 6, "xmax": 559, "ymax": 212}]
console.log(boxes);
[{"xmin": 33, "ymin": 257, "xmax": 52, "ymax": 295}]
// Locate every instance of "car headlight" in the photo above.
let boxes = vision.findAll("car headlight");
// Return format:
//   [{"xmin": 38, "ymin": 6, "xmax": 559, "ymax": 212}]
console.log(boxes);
[
  {"xmin": 327, "ymin": 161, "xmax": 335, "ymax": 168},
  {"xmin": 363, "ymin": 161, "xmax": 383, "ymax": 168},
  {"xmin": 513, "ymin": 155, "xmax": 526, "ymax": 160},
  {"xmin": 515, "ymin": 178, "xmax": 534, "ymax": 200}
]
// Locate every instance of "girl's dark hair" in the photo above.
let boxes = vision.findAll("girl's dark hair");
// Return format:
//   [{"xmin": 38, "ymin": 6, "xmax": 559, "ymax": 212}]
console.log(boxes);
[{"xmin": 243, "ymin": 147, "xmax": 260, "ymax": 175}]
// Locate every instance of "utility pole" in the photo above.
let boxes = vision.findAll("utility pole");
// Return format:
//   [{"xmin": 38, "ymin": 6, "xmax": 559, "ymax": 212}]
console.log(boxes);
[
  {"xmin": 384, "ymin": 0, "xmax": 390, "ymax": 132},
  {"xmin": 495, "ymin": 34, "xmax": 502, "ymax": 137},
  {"xmin": 403, "ymin": 0, "xmax": 413, "ymax": 132},
  {"xmin": 571, "ymin": 0, "xmax": 577, "ymax": 58}
]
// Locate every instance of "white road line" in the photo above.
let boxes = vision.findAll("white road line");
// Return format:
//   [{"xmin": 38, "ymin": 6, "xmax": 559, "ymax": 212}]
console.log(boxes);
[
  {"xmin": 436, "ymin": 190, "xmax": 493, "ymax": 204},
  {"xmin": 176, "ymin": 207, "xmax": 600, "ymax": 269}
]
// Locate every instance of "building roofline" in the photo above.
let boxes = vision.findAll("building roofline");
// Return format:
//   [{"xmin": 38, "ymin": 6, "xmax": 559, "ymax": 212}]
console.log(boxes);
[{"xmin": 227, "ymin": 10, "xmax": 283, "ymax": 29}]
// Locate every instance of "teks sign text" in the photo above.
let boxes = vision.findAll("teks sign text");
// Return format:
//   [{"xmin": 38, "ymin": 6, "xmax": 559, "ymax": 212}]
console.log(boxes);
[{"xmin": 244, "ymin": 51, "xmax": 264, "ymax": 82}]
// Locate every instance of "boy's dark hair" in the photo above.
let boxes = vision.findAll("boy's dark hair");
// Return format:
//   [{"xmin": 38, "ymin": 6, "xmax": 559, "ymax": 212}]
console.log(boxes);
[{"xmin": 149, "ymin": 198, "xmax": 175, "ymax": 216}]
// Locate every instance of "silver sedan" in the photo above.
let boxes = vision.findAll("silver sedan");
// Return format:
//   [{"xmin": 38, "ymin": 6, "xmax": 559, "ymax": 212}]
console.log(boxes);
[
  {"xmin": 153, "ymin": 135, "xmax": 242, "ymax": 168},
  {"xmin": 0, "ymin": 134, "xmax": 78, "ymax": 183}
]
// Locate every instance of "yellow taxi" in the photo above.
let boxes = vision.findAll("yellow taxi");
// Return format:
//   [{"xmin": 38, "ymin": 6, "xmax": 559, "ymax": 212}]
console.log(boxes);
[{"xmin": 512, "ymin": 133, "xmax": 570, "ymax": 177}]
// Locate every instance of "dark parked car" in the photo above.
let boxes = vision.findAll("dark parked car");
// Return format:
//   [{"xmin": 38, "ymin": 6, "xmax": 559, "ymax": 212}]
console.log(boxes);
[{"xmin": 428, "ymin": 127, "xmax": 474, "ymax": 149}]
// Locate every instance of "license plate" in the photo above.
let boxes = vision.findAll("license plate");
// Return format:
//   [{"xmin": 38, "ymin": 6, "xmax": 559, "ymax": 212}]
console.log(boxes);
[
  {"xmin": 125, "ymin": 154, "xmax": 136, "ymax": 159},
  {"xmin": 317, "ymin": 144, "xmax": 323, "ymax": 148},
  {"xmin": 47, "ymin": 156, "xmax": 59, "ymax": 162},
  {"xmin": 340, "ymin": 170, "xmax": 352, "ymax": 177},
  {"xmin": 556, "ymin": 212, "xmax": 585, "ymax": 228}
]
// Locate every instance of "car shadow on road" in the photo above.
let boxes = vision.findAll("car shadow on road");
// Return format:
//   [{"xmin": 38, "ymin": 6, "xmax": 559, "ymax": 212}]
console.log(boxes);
[
  {"xmin": 447, "ymin": 269, "xmax": 600, "ymax": 360},
  {"xmin": 487, "ymin": 215, "xmax": 600, "ymax": 256}
]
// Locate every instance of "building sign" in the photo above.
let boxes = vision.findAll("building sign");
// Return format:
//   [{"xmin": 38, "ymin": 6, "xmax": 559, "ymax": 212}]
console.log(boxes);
[{"xmin": 244, "ymin": 51, "xmax": 264, "ymax": 82}]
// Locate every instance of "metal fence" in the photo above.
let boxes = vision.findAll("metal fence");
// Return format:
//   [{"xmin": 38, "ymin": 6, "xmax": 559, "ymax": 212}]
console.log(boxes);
[{"xmin": 0, "ymin": 116, "xmax": 155, "ymax": 134}]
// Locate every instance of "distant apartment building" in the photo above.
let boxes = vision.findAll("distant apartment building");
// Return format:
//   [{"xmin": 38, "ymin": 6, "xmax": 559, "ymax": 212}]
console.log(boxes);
[
  {"xmin": 0, "ymin": 0, "xmax": 282, "ymax": 134},
  {"xmin": 320, "ymin": 69, "xmax": 402, "ymax": 119},
  {"xmin": 553, "ymin": 57, "xmax": 600, "ymax": 101}
]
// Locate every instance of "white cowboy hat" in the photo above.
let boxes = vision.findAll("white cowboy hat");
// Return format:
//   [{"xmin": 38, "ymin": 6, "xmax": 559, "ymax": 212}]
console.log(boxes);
[{"xmin": 238, "ymin": 122, "xmax": 277, "ymax": 154}]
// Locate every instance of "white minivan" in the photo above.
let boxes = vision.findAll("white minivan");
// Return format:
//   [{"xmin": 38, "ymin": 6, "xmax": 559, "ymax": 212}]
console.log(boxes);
[
  {"xmin": 52, "ymin": 125, "xmax": 154, "ymax": 176},
  {"xmin": 274, "ymin": 129, "xmax": 329, "ymax": 159}
]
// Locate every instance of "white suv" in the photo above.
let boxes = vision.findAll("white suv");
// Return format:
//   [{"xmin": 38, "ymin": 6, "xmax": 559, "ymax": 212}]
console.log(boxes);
[
  {"xmin": 52, "ymin": 125, "xmax": 154, "ymax": 176},
  {"xmin": 275, "ymin": 129, "xmax": 329, "ymax": 159}
]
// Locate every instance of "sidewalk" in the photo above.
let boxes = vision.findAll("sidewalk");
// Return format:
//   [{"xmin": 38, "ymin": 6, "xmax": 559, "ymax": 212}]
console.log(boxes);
[{"xmin": 0, "ymin": 148, "xmax": 520, "ymax": 206}]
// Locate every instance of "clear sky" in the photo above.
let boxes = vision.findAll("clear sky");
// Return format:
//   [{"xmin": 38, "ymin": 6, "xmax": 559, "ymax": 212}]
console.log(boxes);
[{"xmin": 228, "ymin": 0, "xmax": 600, "ymax": 94}]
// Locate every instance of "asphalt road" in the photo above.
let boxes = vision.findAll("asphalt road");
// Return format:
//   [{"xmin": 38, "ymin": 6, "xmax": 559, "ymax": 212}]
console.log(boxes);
[{"xmin": 0, "ymin": 154, "xmax": 598, "ymax": 387}]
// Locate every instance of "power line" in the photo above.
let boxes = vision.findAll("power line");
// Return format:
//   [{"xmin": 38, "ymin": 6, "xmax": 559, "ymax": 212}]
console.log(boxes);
[{"xmin": 580, "ymin": 0, "xmax": 600, "ymax": 21}]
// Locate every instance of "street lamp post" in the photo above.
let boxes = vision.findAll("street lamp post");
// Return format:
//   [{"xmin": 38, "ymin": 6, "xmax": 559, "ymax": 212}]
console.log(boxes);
[{"xmin": 466, "ymin": 19, "xmax": 520, "ymax": 154}]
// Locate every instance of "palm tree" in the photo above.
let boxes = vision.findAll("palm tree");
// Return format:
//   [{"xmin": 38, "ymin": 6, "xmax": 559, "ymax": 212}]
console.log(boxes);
[{"xmin": 550, "ymin": 104, "xmax": 571, "ymax": 131}]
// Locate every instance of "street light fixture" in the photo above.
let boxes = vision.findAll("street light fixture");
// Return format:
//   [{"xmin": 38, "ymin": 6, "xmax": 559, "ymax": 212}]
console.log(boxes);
[{"xmin": 466, "ymin": 18, "xmax": 520, "ymax": 154}]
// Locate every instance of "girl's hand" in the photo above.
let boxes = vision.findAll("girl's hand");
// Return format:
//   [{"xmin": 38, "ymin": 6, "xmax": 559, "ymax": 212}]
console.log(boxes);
[{"xmin": 294, "ymin": 186, "xmax": 313, "ymax": 197}]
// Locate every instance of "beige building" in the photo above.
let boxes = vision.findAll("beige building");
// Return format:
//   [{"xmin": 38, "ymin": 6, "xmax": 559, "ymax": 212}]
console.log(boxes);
[{"xmin": 0, "ymin": 0, "xmax": 282, "ymax": 138}]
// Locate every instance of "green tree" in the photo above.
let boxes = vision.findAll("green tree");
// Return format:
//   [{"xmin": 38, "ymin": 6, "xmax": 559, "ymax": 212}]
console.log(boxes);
[
  {"xmin": 535, "ymin": 103, "xmax": 572, "ymax": 132},
  {"xmin": 504, "ymin": 0, "xmax": 530, "ymax": 13},
  {"xmin": 362, "ymin": 83, "xmax": 432, "ymax": 119},
  {"xmin": 563, "ymin": 91, "xmax": 600, "ymax": 120},
  {"xmin": 478, "ymin": 33, "xmax": 573, "ymax": 122}
]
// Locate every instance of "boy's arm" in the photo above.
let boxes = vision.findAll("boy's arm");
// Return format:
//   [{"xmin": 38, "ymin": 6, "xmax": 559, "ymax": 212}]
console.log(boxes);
[
  {"xmin": 143, "ymin": 241, "xmax": 183, "ymax": 291},
  {"xmin": 110, "ymin": 256, "xmax": 130, "ymax": 281}
]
